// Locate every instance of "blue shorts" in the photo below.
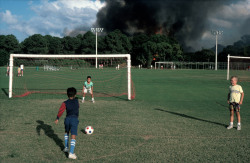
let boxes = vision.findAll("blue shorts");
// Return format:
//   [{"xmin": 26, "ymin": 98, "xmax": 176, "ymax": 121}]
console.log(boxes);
[{"xmin": 64, "ymin": 116, "xmax": 79, "ymax": 135}]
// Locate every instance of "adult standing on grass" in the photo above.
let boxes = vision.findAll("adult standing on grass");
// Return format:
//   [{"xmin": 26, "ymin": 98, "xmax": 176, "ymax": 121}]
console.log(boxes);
[
  {"xmin": 227, "ymin": 76, "xmax": 244, "ymax": 130},
  {"xmin": 55, "ymin": 87, "xmax": 79, "ymax": 159}
]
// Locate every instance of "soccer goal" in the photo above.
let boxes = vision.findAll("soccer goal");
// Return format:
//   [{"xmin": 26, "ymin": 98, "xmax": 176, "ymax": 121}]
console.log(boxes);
[
  {"xmin": 8, "ymin": 54, "xmax": 135, "ymax": 100},
  {"xmin": 155, "ymin": 62, "xmax": 174, "ymax": 69},
  {"xmin": 227, "ymin": 54, "xmax": 250, "ymax": 80}
]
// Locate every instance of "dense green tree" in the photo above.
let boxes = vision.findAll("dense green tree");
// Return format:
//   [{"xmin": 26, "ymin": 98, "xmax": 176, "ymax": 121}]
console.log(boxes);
[
  {"xmin": 61, "ymin": 36, "xmax": 81, "ymax": 54},
  {"xmin": 0, "ymin": 35, "xmax": 20, "ymax": 66},
  {"xmin": 80, "ymin": 32, "xmax": 96, "ymax": 54},
  {"xmin": 195, "ymin": 49, "xmax": 215, "ymax": 62},
  {"xmin": 218, "ymin": 35, "xmax": 250, "ymax": 61},
  {"xmin": 132, "ymin": 34, "xmax": 183, "ymax": 68},
  {"xmin": 243, "ymin": 46, "xmax": 250, "ymax": 56},
  {"xmin": 1, "ymin": 32, "xmax": 248, "ymax": 66},
  {"xmin": 1, "ymin": 35, "xmax": 20, "ymax": 53},
  {"xmin": 22, "ymin": 34, "xmax": 48, "ymax": 54},
  {"xmin": 183, "ymin": 49, "xmax": 215, "ymax": 62},
  {"xmin": 0, "ymin": 49, "xmax": 9, "ymax": 66},
  {"xmin": 131, "ymin": 34, "xmax": 149, "ymax": 65},
  {"xmin": 44, "ymin": 35, "xmax": 62, "ymax": 54},
  {"xmin": 218, "ymin": 45, "xmax": 242, "ymax": 62},
  {"xmin": 103, "ymin": 29, "xmax": 132, "ymax": 54}
]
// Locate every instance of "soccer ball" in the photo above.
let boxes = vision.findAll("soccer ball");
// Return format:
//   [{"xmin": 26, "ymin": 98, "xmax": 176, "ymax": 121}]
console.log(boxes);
[{"xmin": 85, "ymin": 126, "xmax": 94, "ymax": 135}]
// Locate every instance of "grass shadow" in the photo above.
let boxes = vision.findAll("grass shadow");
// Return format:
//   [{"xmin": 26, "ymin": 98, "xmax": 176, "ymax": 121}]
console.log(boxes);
[
  {"xmin": 216, "ymin": 101, "xmax": 228, "ymax": 109},
  {"xmin": 36, "ymin": 120, "xmax": 67, "ymax": 157},
  {"xmin": 1, "ymin": 88, "xmax": 8, "ymax": 97},
  {"xmin": 94, "ymin": 91, "xmax": 128, "ymax": 101},
  {"xmin": 154, "ymin": 108, "xmax": 227, "ymax": 128}
]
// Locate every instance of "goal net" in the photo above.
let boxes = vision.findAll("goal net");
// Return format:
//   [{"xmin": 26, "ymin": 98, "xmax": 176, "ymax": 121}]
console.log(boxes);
[
  {"xmin": 155, "ymin": 62, "xmax": 175, "ymax": 69},
  {"xmin": 9, "ymin": 54, "xmax": 135, "ymax": 100},
  {"xmin": 227, "ymin": 55, "xmax": 250, "ymax": 81}
]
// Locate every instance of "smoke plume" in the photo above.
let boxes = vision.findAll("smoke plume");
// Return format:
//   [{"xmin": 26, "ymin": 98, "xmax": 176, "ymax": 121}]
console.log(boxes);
[{"xmin": 95, "ymin": 0, "xmax": 246, "ymax": 50}]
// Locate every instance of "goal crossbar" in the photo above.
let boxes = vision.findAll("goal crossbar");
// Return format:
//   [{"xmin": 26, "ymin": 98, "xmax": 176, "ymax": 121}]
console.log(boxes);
[
  {"xmin": 9, "ymin": 54, "xmax": 132, "ymax": 100},
  {"xmin": 227, "ymin": 54, "xmax": 250, "ymax": 80},
  {"xmin": 10, "ymin": 54, "xmax": 131, "ymax": 58}
]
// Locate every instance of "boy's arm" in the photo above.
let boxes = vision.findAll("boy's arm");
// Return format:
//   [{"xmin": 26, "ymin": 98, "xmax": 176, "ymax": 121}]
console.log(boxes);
[
  {"xmin": 54, "ymin": 102, "xmax": 66, "ymax": 124},
  {"xmin": 239, "ymin": 92, "xmax": 244, "ymax": 105}
]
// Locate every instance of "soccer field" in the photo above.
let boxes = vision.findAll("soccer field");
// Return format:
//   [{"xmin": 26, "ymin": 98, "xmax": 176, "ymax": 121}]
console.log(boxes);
[{"xmin": 0, "ymin": 69, "xmax": 250, "ymax": 162}]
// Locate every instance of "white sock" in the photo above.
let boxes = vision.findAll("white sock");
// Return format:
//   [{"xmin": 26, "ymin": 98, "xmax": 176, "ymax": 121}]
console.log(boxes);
[
  {"xmin": 230, "ymin": 122, "xmax": 233, "ymax": 125},
  {"xmin": 238, "ymin": 123, "xmax": 241, "ymax": 125},
  {"xmin": 82, "ymin": 97, "xmax": 85, "ymax": 100},
  {"xmin": 92, "ymin": 98, "xmax": 94, "ymax": 101}
]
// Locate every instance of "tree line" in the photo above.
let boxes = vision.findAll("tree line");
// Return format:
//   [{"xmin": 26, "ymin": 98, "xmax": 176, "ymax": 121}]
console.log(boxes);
[{"xmin": 1, "ymin": 29, "xmax": 249, "ymax": 67}]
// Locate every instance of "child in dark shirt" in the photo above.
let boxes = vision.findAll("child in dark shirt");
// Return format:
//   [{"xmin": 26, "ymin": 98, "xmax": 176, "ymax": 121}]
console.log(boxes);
[{"xmin": 55, "ymin": 87, "xmax": 79, "ymax": 159}]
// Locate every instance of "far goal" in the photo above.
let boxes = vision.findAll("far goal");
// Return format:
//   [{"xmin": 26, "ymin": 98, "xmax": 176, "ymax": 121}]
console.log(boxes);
[
  {"xmin": 8, "ymin": 54, "xmax": 135, "ymax": 100},
  {"xmin": 227, "ymin": 54, "xmax": 250, "ymax": 81},
  {"xmin": 155, "ymin": 62, "xmax": 175, "ymax": 69}
]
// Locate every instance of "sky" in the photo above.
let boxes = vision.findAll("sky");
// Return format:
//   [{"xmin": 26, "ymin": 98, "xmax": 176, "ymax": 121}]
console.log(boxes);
[
  {"xmin": 0, "ymin": 0, "xmax": 105, "ymax": 41},
  {"xmin": 0, "ymin": 0, "xmax": 250, "ymax": 50}
]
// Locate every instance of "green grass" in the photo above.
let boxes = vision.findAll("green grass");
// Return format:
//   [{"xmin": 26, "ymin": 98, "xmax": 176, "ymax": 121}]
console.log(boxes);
[{"xmin": 0, "ymin": 68, "xmax": 250, "ymax": 162}]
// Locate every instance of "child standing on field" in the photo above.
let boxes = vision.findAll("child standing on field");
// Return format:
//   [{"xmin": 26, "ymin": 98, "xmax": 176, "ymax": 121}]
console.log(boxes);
[
  {"xmin": 17, "ymin": 67, "xmax": 21, "ymax": 77},
  {"xmin": 20, "ymin": 64, "xmax": 24, "ymax": 76},
  {"xmin": 227, "ymin": 76, "xmax": 244, "ymax": 130},
  {"xmin": 55, "ymin": 87, "xmax": 79, "ymax": 159},
  {"xmin": 82, "ymin": 76, "xmax": 95, "ymax": 103},
  {"xmin": 6, "ymin": 65, "xmax": 9, "ymax": 76}
]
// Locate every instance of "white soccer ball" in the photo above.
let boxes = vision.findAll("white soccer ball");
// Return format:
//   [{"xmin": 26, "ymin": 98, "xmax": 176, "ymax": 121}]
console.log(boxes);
[{"xmin": 85, "ymin": 126, "xmax": 94, "ymax": 135}]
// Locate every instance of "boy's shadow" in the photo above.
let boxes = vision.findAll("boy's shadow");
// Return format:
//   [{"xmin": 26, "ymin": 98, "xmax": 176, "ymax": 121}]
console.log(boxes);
[
  {"xmin": 154, "ymin": 108, "xmax": 227, "ymax": 128},
  {"xmin": 36, "ymin": 120, "xmax": 67, "ymax": 157}
]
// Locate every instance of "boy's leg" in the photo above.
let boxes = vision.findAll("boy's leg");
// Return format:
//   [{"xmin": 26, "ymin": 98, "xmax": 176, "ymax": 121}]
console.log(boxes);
[
  {"xmin": 64, "ymin": 132, "xmax": 69, "ymax": 152},
  {"xmin": 69, "ymin": 135, "xmax": 77, "ymax": 159},
  {"xmin": 82, "ymin": 94, "xmax": 85, "ymax": 103},
  {"xmin": 64, "ymin": 118, "xmax": 70, "ymax": 152},
  {"xmin": 230, "ymin": 110, "xmax": 234, "ymax": 123},
  {"xmin": 227, "ymin": 104, "xmax": 234, "ymax": 129},
  {"xmin": 236, "ymin": 112, "xmax": 241, "ymax": 123},
  {"xmin": 91, "ymin": 90, "xmax": 95, "ymax": 103},
  {"xmin": 236, "ymin": 106, "xmax": 241, "ymax": 130},
  {"xmin": 68, "ymin": 118, "xmax": 78, "ymax": 159},
  {"xmin": 70, "ymin": 135, "xmax": 76, "ymax": 154},
  {"xmin": 82, "ymin": 93, "xmax": 85, "ymax": 102},
  {"xmin": 82, "ymin": 88, "xmax": 87, "ymax": 103}
]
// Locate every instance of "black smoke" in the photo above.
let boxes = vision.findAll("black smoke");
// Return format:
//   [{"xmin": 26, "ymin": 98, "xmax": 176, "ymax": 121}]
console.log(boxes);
[{"xmin": 95, "ymin": 0, "xmax": 246, "ymax": 50}]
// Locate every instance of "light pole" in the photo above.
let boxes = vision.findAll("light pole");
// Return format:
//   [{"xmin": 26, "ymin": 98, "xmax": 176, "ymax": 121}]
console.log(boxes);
[
  {"xmin": 91, "ymin": 28, "xmax": 104, "ymax": 68},
  {"xmin": 211, "ymin": 30, "xmax": 223, "ymax": 70}
]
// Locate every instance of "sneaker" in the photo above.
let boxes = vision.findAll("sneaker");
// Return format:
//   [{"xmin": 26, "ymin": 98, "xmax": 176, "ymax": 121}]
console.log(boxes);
[
  {"xmin": 63, "ymin": 147, "xmax": 69, "ymax": 153},
  {"xmin": 237, "ymin": 125, "xmax": 241, "ymax": 131},
  {"xmin": 227, "ymin": 124, "xmax": 233, "ymax": 129},
  {"xmin": 68, "ymin": 153, "xmax": 77, "ymax": 159},
  {"xmin": 82, "ymin": 100, "xmax": 85, "ymax": 103},
  {"xmin": 92, "ymin": 100, "xmax": 95, "ymax": 103}
]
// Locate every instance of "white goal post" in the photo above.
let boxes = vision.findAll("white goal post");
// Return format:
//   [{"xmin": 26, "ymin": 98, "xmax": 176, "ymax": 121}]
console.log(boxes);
[
  {"xmin": 9, "ymin": 54, "xmax": 132, "ymax": 100},
  {"xmin": 227, "ymin": 54, "xmax": 250, "ymax": 80}
]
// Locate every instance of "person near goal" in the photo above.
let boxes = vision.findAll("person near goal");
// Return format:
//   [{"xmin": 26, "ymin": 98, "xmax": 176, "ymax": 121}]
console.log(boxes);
[{"xmin": 82, "ymin": 76, "xmax": 95, "ymax": 103}]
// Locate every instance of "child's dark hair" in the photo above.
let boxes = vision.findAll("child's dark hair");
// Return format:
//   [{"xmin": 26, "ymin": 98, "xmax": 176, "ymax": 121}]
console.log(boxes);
[
  {"xmin": 67, "ymin": 87, "xmax": 77, "ymax": 98},
  {"xmin": 87, "ymin": 76, "xmax": 91, "ymax": 79}
]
